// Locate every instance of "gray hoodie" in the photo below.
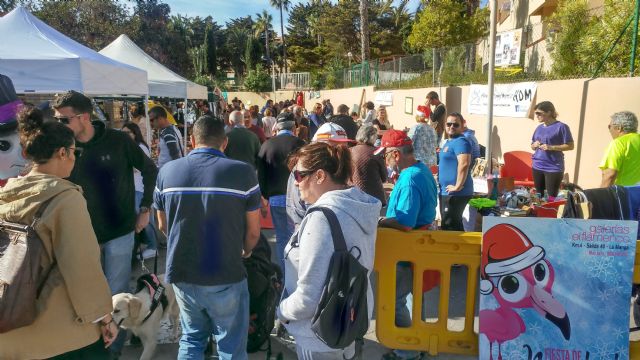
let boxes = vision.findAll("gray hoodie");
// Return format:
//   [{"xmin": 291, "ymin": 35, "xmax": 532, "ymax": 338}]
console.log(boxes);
[{"xmin": 278, "ymin": 187, "xmax": 381, "ymax": 352}]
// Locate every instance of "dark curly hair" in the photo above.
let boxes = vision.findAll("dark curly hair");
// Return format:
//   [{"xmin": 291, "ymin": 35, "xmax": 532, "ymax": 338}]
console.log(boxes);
[{"xmin": 18, "ymin": 106, "xmax": 75, "ymax": 164}]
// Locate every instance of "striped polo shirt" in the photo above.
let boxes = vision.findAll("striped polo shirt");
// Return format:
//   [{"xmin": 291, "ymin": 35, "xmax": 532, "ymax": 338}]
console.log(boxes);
[{"xmin": 154, "ymin": 148, "xmax": 261, "ymax": 286}]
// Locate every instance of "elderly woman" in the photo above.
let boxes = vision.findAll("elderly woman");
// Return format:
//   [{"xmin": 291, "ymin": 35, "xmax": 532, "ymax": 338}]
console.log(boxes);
[
  {"xmin": 408, "ymin": 106, "xmax": 438, "ymax": 168},
  {"xmin": 0, "ymin": 107, "xmax": 116, "ymax": 359},
  {"xmin": 350, "ymin": 125, "xmax": 387, "ymax": 205},
  {"xmin": 438, "ymin": 113, "xmax": 474, "ymax": 231},
  {"xmin": 278, "ymin": 142, "xmax": 381, "ymax": 359},
  {"xmin": 531, "ymin": 101, "xmax": 574, "ymax": 198}
]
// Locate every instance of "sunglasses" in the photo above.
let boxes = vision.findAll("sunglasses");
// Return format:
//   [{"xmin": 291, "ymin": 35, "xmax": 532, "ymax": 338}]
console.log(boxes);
[
  {"xmin": 293, "ymin": 169, "xmax": 314, "ymax": 182},
  {"xmin": 445, "ymin": 122, "xmax": 460, "ymax": 128},
  {"xmin": 55, "ymin": 114, "xmax": 81, "ymax": 125},
  {"xmin": 67, "ymin": 146, "xmax": 83, "ymax": 158}
]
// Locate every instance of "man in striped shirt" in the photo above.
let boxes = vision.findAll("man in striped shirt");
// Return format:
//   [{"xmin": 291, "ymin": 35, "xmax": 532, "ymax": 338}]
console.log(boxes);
[
  {"xmin": 149, "ymin": 106, "xmax": 184, "ymax": 168},
  {"xmin": 154, "ymin": 115, "xmax": 261, "ymax": 359}
]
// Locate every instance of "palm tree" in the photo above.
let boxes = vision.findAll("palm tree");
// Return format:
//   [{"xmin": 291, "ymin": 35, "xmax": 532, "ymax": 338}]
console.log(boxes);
[
  {"xmin": 254, "ymin": 10, "xmax": 273, "ymax": 60},
  {"xmin": 269, "ymin": 0, "xmax": 291, "ymax": 73},
  {"xmin": 360, "ymin": 0, "xmax": 370, "ymax": 62}
]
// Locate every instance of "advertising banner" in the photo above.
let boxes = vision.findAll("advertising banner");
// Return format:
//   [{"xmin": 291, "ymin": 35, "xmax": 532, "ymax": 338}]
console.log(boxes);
[
  {"xmin": 467, "ymin": 82, "xmax": 537, "ymax": 117},
  {"xmin": 479, "ymin": 217, "xmax": 637, "ymax": 360}
]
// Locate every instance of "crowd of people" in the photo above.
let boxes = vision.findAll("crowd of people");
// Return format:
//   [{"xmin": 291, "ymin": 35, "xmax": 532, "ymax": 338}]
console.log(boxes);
[{"xmin": 1, "ymin": 67, "xmax": 640, "ymax": 360}]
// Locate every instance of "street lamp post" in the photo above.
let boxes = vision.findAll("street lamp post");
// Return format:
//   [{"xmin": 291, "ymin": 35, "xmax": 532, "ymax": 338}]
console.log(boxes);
[{"xmin": 347, "ymin": 51, "xmax": 353, "ymax": 84}]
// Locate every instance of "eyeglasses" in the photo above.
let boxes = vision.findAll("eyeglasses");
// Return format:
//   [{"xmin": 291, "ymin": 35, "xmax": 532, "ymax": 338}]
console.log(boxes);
[
  {"xmin": 445, "ymin": 122, "xmax": 460, "ymax": 128},
  {"xmin": 384, "ymin": 149, "xmax": 397, "ymax": 159},
  {"xmin": 534, "ymin": 111, "xmax": 545, "ymax": 116},
  {"xmin": 608, "ymin": 124, "xmax": 618, "ymax": 130},
  {"xmin": 293, "ymin": 169, "xmax": 314, "ymax": 182},
  {"xmin": 55, "ymin": 114, "xmax": 82, "ymax": 124}
]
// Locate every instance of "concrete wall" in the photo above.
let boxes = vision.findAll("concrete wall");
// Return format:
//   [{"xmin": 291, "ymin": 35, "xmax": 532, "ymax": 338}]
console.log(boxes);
[{"xmin": 242, "ymin": 77, "xmax": 640, "ymax": 189}]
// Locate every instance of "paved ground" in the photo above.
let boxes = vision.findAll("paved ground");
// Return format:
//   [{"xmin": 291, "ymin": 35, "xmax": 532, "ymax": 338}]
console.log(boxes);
[{"xmin": 117, "ymin": 229, "xmax": 517, "ymax": 359}]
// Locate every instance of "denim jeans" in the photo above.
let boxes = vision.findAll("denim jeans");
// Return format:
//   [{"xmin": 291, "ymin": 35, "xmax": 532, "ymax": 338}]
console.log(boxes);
[
  {"xmin": 100, "ymin": 231, "xmax": 134, "ymax": 295},
  {"xmin": 394, "ymin": 263, "xmax": 421, "ymax": 359},
  {"xmin": 270, "ymin": 205, "xmax": 291, "ymax": 277},
  {"xmin": 134, "ymin": 191, "xmax": 158, "ymax": 250},
  {"xmin": 173, "ymin": 279, "xmax": 249, "ymax": 360}
]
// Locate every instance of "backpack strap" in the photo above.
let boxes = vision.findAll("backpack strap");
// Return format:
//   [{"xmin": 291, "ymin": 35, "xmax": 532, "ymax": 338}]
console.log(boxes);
[
  {"xmin": 307, "ymin": 207, "xmax": 347, "ymax": 252},
  {"xmin": 32, "ymin": 193, "xmax": 68, "ymax": 298}
]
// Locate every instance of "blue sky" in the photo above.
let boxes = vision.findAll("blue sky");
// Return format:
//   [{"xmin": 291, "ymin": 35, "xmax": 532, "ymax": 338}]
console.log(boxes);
[{"xmin": 162, "ymin": 0, "xmax": 423, "ymax": 33}]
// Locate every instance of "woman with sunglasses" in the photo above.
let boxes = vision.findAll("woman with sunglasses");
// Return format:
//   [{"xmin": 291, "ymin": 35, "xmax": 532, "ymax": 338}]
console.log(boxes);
[
  {"xmin": 278, "ymin": 142, "xmax": 381, "ymax": 359},
  {"xmin": 531, "ymin": 101, "xmax": 574, "ymax": 199},
  {"xmin": 0, "ymin": 106, "xmax": 116, "ymax": 359},
  {"xmin": 438, "ymin": 113, "xmax": 473, "ymax": 231}
]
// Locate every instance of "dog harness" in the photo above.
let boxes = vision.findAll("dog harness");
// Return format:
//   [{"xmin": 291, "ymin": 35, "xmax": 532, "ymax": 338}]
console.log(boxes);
[{"xmin": 135, "ymin": 274, "xmax": 168, "ymax": 323}]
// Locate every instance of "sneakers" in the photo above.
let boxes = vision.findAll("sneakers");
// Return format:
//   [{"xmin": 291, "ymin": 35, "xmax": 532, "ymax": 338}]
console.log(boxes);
[{"xmin": 141, "ymin": 248, "xmax": 157, "ymax": 260}]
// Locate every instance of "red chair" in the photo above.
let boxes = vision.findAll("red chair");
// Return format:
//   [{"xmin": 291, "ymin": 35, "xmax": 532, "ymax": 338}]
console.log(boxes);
[
  {"xmin": 260, "ymin": 204, "xmax": 274, "ymax": 229},
  {"xmin": 500, "ymin": 151, "xmax": 535, "ymax": 187}
]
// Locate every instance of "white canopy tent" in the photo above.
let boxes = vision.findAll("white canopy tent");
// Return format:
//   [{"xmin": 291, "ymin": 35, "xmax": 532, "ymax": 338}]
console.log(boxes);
[
  {"xmin": 100, "ymin": 34, "xmax": 207, "ymax": 148},
  {"xmin": 100, "ymin": 34, "xmax": 207, "ymax": 100},
  {"xmin": 0, "ymin": 7, "xmax": 148, "ymax": 96}
]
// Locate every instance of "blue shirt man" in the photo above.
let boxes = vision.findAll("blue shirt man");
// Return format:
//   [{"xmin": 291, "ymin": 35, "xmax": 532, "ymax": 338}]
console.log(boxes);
[
  {"xmin": 154, "ymin": 116, "xmax": 261, "ymax": 360},
  {"xmin": 376, "ymin": 130, "xmax": 437, "ymax": 360}
]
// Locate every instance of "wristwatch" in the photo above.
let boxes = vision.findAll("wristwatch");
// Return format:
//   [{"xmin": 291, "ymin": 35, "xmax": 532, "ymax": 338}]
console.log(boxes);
[{"xmin": 139, "ymin": 206, "xmax": 150, "ymax": 214}]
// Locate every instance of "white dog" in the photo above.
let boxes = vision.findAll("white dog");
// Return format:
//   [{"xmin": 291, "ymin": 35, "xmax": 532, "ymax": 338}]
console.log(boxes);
[{"xmin": 112, "ymin": 275, "xmax": 180, "ymax": 360}]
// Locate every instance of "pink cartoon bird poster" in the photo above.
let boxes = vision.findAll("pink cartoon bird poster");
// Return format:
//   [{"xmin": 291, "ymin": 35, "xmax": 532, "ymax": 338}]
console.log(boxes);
[{"xmin": 480, "ymin": 217, "xmax": 637, "ymax": 360}]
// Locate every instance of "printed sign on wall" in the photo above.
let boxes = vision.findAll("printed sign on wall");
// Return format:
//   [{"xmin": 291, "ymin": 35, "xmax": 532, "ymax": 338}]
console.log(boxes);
[
  {"xmin": 375, "ymin": 91, "xmax": 393, "ymax": 106},
  {"xmin": 467, "ymin": 82, "xmax": 537, "ymax": 118},
  {"xmin": 496, "ymin": 28, "xmax": 523, "ymax": 67},
  {"xmin": 479, "ymin": 217, "xmax": 637, "ymax": 360}
]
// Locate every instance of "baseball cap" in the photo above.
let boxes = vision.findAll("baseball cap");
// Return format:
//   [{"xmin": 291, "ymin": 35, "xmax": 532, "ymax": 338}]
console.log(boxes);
[
  {"xmin": 312, "ymin": 122, "xmax": 354, "ymax": 143},
  {"xmin": 374, "ymin": 129, "xmax": 413, "ymax": 155}
]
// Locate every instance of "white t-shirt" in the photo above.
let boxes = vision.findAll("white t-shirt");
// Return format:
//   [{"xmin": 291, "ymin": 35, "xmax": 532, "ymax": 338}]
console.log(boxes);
[
  {"xmin": 262, "ymin": 116, "xmax": 277, "ymax": 137},
  {"xmin": 134, "ymin": 143, "xmax": 151, "ymax": 193}
]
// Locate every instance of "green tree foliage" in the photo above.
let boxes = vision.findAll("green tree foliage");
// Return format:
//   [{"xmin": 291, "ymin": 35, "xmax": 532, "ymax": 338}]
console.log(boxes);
[
  {"xmin": 549, "ymin": 0, "xmax": 639, "ymax": 76},
  {"xmin": 407, "ymin": 0, "xmax": 488, "ymax": 50},
  {"xmin": 243, "ymin": 65, "xmax": 272, "ymax": 92}
]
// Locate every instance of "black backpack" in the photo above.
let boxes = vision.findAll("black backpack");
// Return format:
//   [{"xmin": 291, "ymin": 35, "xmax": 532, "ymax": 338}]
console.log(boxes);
[
  {"xmin": 307, "ymin": 207, "xmax": 370, "ymax": 349},
  {"xmin": 244, "ymin": 233, "xmax": 282, "ymax": 353}
]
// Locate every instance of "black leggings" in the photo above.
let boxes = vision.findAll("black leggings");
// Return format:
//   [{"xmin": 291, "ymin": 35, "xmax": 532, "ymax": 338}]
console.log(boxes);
[
  {"xmin": 48, "ymin": 338, "xmax": 109, "ymax": 360},
  {"xmin": 532, "ymin": 168, "xmax": 564, "ymax": 197},
  {"xmin": 440, "ymin": 195, "xmax": 472, "ymax": 231}
]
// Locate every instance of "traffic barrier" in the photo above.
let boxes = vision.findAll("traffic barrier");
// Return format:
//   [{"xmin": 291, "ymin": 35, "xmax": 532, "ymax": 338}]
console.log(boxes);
[{"xmin": 374, "ymin": 228, "xmax": 640, "ymax": 357}]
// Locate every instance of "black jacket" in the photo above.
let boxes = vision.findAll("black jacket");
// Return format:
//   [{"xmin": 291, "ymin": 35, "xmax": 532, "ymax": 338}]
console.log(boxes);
[
  {"xmin": 69, "ymin": 122, "xmax": 158, "ymax": 243},
  {"xmin": 330, "ymin": 114, "xmax": 359, "ymax": 140},
  {"xmin": 257, "ymin": 133, "xmax": 305, "ymax": 199}
]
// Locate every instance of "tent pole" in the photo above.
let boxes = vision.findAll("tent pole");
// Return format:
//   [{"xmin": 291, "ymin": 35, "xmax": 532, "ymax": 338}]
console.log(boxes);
[
  {"xmin": 184, "ymin": 98, "xmax": 189, "ymax": 153},
  {"xmin": 144, "ymin": 96, "xmax": 151, "ymax": 146}
]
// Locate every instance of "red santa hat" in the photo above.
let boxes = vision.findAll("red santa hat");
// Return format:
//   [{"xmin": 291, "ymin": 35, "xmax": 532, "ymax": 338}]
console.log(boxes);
[{"xmin": 480, "ymin": 223, "xmax": 545, "ymax": 295}]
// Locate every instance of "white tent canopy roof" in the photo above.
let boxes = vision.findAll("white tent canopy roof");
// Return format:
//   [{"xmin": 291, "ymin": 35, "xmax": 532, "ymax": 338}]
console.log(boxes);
[
  {"xmin": 100, "ymin": 34, "xmax": 207, "ymax": 99},
  {"xmin": 0, "ymin": 7, "xmax": 148, "ymax": 95}
]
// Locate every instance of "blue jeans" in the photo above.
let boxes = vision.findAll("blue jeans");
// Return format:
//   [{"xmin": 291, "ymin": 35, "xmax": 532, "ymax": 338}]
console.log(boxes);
[
  {"xmin": 270, "ymin": 205, "xmax": 290, "ymax": 277},
  {"xmin": 173, "ymin": 279, "xmax": 249, "ymax": 360},
  {"xmin": 394, "ymin": 263, "xmax": 421, "ymax": 359},
  {"xmin": 135, "ymin": 191, "xmax": 158, "ymax": 250},
  {"xmin": 100, "ymin": 231, "xmax": 135, "ymax": 295}
]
